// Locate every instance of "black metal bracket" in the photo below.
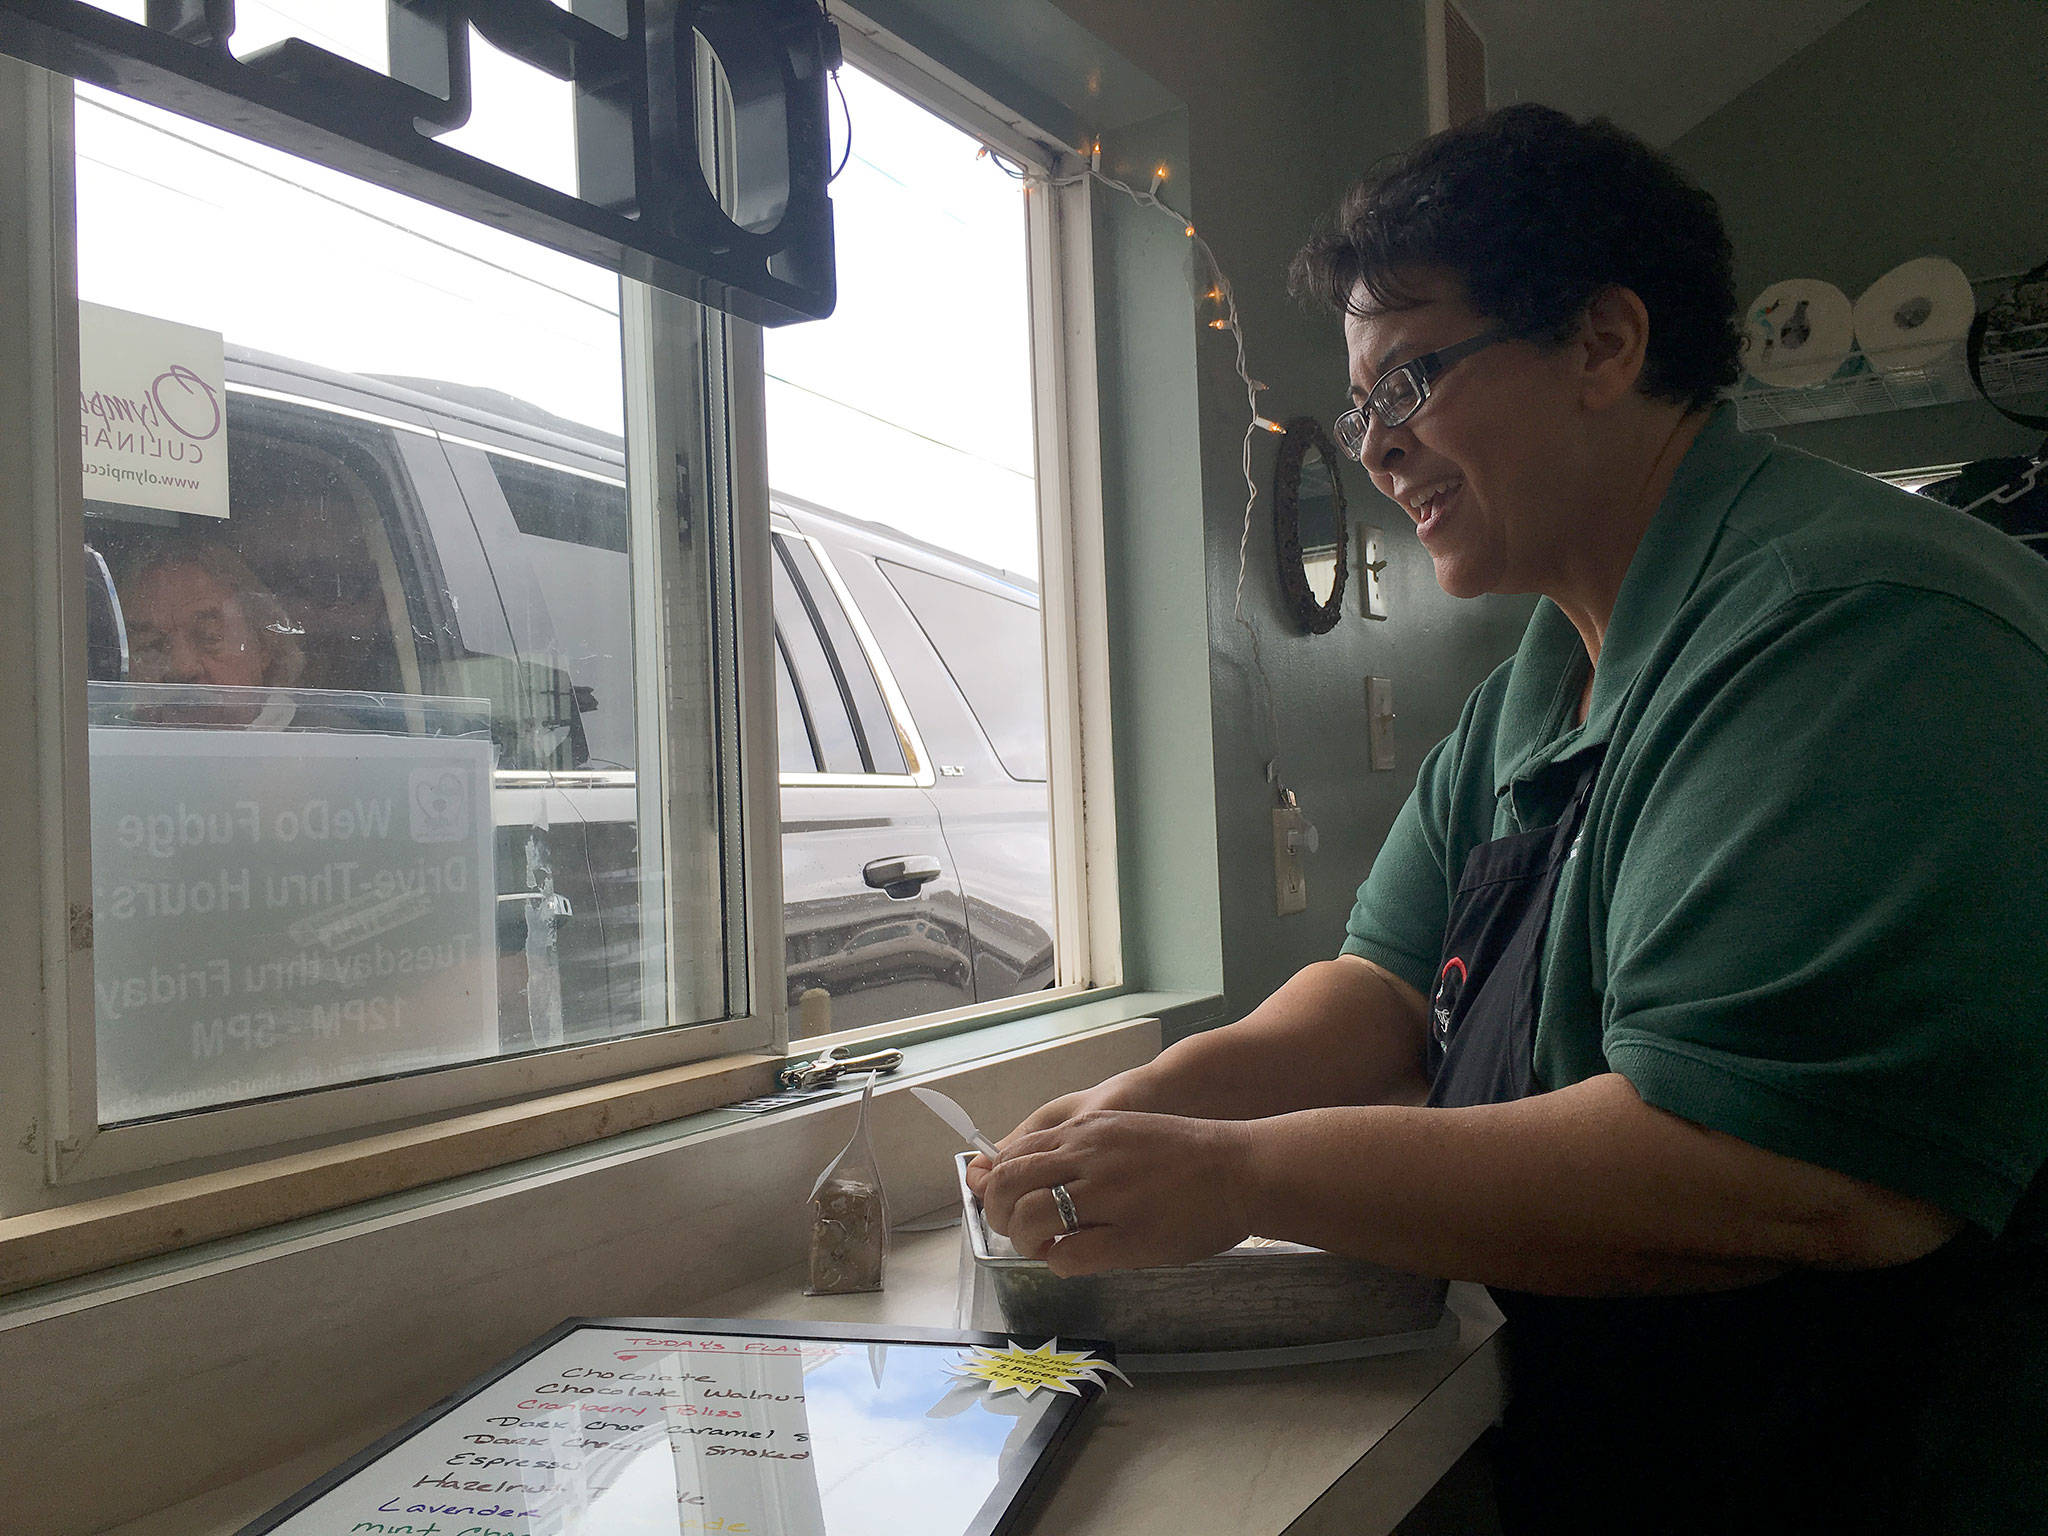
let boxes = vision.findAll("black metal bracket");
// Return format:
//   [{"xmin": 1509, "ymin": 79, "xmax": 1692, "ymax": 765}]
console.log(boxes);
[{"xmin": 0, "ymin": 0, "xmax": 838, "ymax": 325}]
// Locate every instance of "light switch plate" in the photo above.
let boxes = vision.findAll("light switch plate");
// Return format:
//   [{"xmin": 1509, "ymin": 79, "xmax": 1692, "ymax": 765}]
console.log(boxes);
[
  {"xmin": 1272, "ymin": 806, "xmax": 1309, "ymax": 916},
  {"xmin": 1367, "ymin": 677, "xmax": 1396, "ymax": 771},
  {"xmin": 1360, "ymin": 525, "xmax": 1389, "ymax": 619}
]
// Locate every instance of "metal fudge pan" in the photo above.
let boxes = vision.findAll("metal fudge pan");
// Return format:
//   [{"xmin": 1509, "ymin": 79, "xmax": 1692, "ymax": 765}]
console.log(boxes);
[{"xmin": 953, "ymin": 1155, "xmax": 1454, "ymax": 1369}]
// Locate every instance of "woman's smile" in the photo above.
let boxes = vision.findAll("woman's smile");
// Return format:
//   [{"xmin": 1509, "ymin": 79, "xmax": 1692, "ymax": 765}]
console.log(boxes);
[{"xmin": 1405, "ymin": 477, "xmax": 1464, "ymax": 541}]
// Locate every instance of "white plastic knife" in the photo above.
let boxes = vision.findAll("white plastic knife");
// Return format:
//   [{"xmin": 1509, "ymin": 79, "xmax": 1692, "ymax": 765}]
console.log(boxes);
[{"xmin": 910, "ymin": 1085, "xmax": 1003, "ymax": 1162}]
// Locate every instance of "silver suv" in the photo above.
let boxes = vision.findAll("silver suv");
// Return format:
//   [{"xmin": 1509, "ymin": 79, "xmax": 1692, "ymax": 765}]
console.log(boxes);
[{"xmin": 85, "ymin": 346, "xmax": 1055, "ymax": 1054}]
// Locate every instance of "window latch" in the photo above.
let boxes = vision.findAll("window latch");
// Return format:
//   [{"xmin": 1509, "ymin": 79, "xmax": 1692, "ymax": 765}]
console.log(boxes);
[{"xmin": 778, "ymin": 1046, "xmax": 905, "ymax": 1092}]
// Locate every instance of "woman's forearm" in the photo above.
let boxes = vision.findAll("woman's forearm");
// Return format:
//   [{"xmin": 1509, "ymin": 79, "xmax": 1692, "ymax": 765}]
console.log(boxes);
[
  {"xmin": 1127, "ymin": 958, "xmax": 1432, "ymax": 1121},
  {"xmin": 1233, "ymin": 1072, "xmax": 1964, "ymax": 1293}
]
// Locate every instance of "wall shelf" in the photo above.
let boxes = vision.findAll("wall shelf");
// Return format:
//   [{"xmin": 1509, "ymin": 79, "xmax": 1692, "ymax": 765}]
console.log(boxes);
[{"xmin": 1732, "ymin": 344, "xmax": 2048, "ymax": 430}]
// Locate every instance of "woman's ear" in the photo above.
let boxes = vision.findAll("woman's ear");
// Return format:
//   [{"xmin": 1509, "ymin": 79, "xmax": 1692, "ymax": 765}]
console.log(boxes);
[{"xmin": 1577, "ymin": 284, "xmax": 1651, "ymax": 410}]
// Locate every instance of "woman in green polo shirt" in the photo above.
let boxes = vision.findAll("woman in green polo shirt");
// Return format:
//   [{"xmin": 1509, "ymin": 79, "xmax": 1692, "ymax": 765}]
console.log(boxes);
[{"xmin": 970, "ymin": 104, "xmax": 2048, "ymax": 1533}]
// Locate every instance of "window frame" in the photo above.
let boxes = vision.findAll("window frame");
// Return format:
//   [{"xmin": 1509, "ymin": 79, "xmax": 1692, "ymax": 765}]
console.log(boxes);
[
  {"xmin": 0, "ymin": 5, "xmax": 1126, "ymax": 1222},
  {"xmin": 0, "ymin": 63, "xmax": 782, "ymax": 1202}
]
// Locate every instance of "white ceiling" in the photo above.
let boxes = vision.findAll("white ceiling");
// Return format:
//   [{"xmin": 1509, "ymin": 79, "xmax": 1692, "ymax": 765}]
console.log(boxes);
[{"xmin": 1453, "ymin": 0, "xmax": 1873, "ymax": 147}]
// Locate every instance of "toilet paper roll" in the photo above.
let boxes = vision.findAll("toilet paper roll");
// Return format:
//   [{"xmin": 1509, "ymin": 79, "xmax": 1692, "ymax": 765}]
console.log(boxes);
[
  {"xmin": 1853, "ymin": 256, "xmax": 1974, "ymax": 373},
  {"xmin": 1743, "ymin": 279, "xmax": 1854, "ymax": 388}
]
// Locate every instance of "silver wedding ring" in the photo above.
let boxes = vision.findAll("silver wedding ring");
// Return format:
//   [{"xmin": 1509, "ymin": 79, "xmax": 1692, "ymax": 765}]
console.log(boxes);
[{"xmin": 1050, "ymin": 1182, "xmax": 1080, "ymax": 1236}]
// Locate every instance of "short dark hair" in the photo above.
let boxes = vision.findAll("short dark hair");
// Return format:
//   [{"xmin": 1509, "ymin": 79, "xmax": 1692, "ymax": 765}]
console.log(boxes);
[{"xmin": 1289, "ymin": 103, "xmax": 1741, "ymax": 412}]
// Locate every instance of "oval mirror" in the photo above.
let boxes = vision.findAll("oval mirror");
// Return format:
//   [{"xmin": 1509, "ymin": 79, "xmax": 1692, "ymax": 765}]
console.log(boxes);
[{"xmin": 1272, "ymin": 415, "xmax": 1350, "ymax": 634}]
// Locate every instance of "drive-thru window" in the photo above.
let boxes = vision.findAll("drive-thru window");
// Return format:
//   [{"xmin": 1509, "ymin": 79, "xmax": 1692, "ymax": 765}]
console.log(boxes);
[{"xmin": 1, "ymin": 6, "xmax": 1111, "ymax": 1203}]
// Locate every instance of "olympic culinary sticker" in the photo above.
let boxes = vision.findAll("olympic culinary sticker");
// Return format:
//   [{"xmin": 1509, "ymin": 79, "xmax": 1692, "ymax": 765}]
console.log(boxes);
[{"xmin": 78, "ymin": 300, "xmax": 230, "ymax": 520}]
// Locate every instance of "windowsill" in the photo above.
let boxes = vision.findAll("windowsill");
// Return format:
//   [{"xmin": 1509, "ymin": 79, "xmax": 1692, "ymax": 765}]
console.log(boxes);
[
  {"xmin": 0, "ymin": 1048, "xmax": 783, "ymax": 1300},
  {"xmin": 0, "ymin": 988, "xmax": 1220, "ymax": 1310}
]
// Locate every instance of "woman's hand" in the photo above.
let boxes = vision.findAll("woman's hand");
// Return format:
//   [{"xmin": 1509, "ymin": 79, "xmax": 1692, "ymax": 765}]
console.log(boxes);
[
  {"xmin": 975, "ymin": 1110, "xmax": 1258, "ymax": 1277},
  {"xmin": 964, "ymin": 957, "xmax": 1432, "ymax": 1207},
  {"xmin": 962, "ymin": 1067, "xmax": 1163, "ymax": 1203}
]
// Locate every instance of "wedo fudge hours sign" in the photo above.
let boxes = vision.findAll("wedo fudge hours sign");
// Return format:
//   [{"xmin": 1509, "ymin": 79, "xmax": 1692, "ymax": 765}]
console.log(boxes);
[{"xmin": 90, "ymin": 726, "xmax": 497, "ymax": 1120}]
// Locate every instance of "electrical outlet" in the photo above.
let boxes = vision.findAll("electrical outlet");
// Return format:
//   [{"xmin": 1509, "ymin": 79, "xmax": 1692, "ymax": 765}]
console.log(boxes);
[
  {"xmin": 1360, "ymin": 525, "xmax": 1389, "ymax": 618},
  {"xmin": 1273, "ymin": 805, "xmax": 1311, "ymax": 916}
]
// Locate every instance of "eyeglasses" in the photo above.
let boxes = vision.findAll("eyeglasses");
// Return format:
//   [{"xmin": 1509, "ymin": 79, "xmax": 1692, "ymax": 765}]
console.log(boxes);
[{"xmin": 1334, "ymin": 330, "xmax": 1504, "ymax": 462}]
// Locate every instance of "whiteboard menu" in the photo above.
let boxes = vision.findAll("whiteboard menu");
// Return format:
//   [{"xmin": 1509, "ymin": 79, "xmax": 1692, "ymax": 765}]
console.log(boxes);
[{"xmin": 239, "ymin": 1320, "xmax": 1105, "ymax": 1536}]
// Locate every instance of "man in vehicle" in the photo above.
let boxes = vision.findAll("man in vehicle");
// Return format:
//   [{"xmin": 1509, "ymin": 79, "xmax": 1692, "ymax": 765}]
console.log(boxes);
[
  {"xmin": 970, "ymin": 104, "xmax": 2048, "ymax": 1532},
  {"xmin": 115, "ymin": 535, "xmax": 307, "ymax": 727}
]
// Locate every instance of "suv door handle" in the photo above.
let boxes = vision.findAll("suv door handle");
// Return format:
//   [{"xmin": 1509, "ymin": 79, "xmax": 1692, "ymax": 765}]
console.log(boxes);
[
  {"xmin": 499, "ymin": 891, "xmax": 574, "ymax": 919},
  {"xmin": 862, "ymin": 855, "xmax": 942, "ymax": 899}
]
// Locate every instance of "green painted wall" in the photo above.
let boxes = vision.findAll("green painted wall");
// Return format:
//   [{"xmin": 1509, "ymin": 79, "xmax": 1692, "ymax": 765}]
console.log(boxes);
[
  {"xmin": 1087, "ymin": 105, "xmax": 1225, "ymax": 999},
  {"xmin": 1670, "ymin": 0, "xmax": 2048, "ymax": 472}
]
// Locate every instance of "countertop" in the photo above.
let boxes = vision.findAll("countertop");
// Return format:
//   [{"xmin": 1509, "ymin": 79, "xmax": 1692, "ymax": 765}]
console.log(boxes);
[{"xmin": 107, "ymin": 1225, "xmax": 1505, "ymax": 1536}]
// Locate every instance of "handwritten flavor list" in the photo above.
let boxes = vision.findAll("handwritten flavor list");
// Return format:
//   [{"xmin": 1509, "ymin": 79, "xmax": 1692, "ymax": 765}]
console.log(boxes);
[{"xmin": 259, "ymin": 1327, "xmax": 1058, "ymax": 1536}]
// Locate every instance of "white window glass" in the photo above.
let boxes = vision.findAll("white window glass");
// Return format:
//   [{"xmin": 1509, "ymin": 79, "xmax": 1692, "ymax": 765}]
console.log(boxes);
[
  {"xmin": 765, "ymin": 68, "xmax": 1036, "ymax": 574},
  {"xmin": 72, "ymin": 50, "xmax": 732, "ymax": 1122},
  {"xmin": 764, "ymin": 67, "xmax": 1057, "ymax": 1036}
]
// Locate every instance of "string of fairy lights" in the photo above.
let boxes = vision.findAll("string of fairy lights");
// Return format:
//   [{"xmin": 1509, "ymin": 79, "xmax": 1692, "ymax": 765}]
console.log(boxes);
[{"xmin": 977, "ymin": 138, "xmax": 1298, "ymax": 805}]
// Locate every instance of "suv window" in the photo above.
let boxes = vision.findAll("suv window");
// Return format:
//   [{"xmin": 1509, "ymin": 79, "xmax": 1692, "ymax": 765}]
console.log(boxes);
[
  {"xmin": 469, "ymin": 443, "xmax": 636, "ymax": 772},
  {"xmin": 773, "ymin": 542, "xmax": 863, "ymax": 773},
  {"xmin": 881, "ymin": 561, "xmax": 1047, "ymax": 781},
  {"xmin": 774, "ymin": 534, "xmax": 908, "ymax": 776},
  {"xmin": 90, "ymin": 400, "xmax": 422, "ymax": 701},
  {"xmin": 490, "ymin": 451, "xmax": 629, "ymax": 554},
  {"xmin": 775, "ymin": 635, "xmax": 819, "ymax": 774}
]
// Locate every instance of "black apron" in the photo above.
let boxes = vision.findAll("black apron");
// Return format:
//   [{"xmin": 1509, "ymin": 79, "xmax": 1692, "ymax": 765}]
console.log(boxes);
[{"xmin": 1426, "ymin": 750, "xmax": 2045, "ymax": 1536}]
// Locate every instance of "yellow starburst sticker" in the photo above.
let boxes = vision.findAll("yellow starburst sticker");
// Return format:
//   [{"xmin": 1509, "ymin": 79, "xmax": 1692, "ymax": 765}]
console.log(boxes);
[{"xmin": 949, "ymin": 1338, "xmax": 1132, "ymax": 1398}]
